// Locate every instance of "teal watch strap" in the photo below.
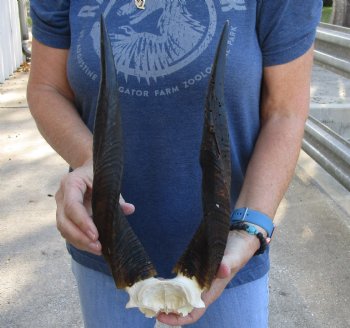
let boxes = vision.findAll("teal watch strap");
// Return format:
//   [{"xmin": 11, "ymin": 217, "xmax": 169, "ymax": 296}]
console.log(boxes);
[{"xmin": 231, "ymin": 208, "xmax": 274, "ymax": 238}]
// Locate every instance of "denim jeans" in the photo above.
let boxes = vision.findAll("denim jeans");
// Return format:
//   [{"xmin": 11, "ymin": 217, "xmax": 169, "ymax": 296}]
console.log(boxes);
[{"xmin": 72, "ymin": 260, "xmax": 269, "ymax": 328}]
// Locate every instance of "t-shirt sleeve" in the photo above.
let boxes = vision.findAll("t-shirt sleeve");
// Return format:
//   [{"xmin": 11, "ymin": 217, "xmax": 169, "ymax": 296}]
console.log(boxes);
[
  {"xmin": 30, "ymin": 0, "xmax": 71, "ymax": 49},
  {"xmin": 256, "ymin": 0, "xmax": 322, "ymax": 66}
]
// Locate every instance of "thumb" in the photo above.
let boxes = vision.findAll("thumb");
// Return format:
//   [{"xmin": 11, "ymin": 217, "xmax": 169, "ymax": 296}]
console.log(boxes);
[
  {"xmin": 119, "ymin": 195, "xmax": 135, "ymax": 215},
  {"xmin": 216, "ymin": 256, "xmax": 232, "ymax": 279},
  {"xmin": 216, "ymin": 250, "xmax": 241, "ymax": 279}
]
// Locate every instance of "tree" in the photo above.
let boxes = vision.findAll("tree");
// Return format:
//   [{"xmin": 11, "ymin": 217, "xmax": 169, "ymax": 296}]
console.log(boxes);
[{"xmin": 331, "ymin": 0, "xmax": 350, "ymax": 27}]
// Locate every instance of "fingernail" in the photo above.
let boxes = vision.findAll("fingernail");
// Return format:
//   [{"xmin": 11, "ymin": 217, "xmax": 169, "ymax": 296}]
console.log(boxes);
[
  {"xmin": 87, "ymin": 230, "xmax": 96, "ymax": 240},
  {"xmin": 89, "ymin": 241, "xmax": 101, "ymax": 251}
]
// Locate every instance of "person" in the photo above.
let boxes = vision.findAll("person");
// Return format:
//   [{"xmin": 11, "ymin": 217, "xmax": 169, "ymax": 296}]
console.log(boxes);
[{"xmin": 27, "ymin": 1, "xmax": 322, "ymax": 327}]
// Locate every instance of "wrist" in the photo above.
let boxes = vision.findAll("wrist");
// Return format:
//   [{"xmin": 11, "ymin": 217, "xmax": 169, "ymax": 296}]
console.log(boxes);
[
  {"xmin": 231, "ymin": 208, "xmax": 275, "ymax": 238},
  {"xmin": 250, "ymin": 223, "xmax": 268, "ymax": 238},
  {"xmin": 230, "ymin": 222, "xmax": 271, "ymax": 255},
  {"xmin": 230, "ymin": 228, "xmax": 260, "ymax": 254},
  {"xmin": 82, "ymin": 158, "xmax": 93, "ymax": 167}
]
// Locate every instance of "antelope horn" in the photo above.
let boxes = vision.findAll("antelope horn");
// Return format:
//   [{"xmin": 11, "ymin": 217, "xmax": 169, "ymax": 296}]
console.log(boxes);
[
  {"xmin": 173, "ymin": 21, "xmax": 231, "ymax": 290},
  {"xmin": 91, "ymin": 16, "xmax": 157, "ymax": 289},
  {"xmin": 92, "ymin": 19, "xmax": 231, "ymax": 318},
  {"xmin": 126, "ymin": 21, "xmax": 231, "ymax": 318}
]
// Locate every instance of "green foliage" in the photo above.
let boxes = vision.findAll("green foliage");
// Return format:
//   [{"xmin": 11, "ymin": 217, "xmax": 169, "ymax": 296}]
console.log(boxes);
[
  {"xmin": 322, "ymin": 6, "xmax": 333, "ymax": 23},
  {"xmin": 26, "ymin": 0, "xmax": 31, "ymax": 27},
  {"xmin": 27, "ymin": 16, "xmax": 32, "ymax": 28}
]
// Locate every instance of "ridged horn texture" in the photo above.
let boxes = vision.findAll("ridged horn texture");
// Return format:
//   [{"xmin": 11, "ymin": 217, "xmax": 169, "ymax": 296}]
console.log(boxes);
[
  {"xmin": 173, "ymin": 22, "xmax": 231, "ymax": 290},
  {"xmin": 92, "ymin": 17, "xmax": 157, "ymax": 289}
]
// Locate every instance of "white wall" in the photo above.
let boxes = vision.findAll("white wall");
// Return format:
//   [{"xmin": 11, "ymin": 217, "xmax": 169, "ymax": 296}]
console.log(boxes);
[{"xmin": 0, "ymin": 0, "xmax": 23, "ymax": 83}]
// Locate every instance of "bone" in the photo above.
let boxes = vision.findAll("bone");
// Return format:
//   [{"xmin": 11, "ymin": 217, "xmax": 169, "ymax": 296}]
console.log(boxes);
[{"xmin": 92, "ymin": 17, "xmax": 231, "ymax": 318}]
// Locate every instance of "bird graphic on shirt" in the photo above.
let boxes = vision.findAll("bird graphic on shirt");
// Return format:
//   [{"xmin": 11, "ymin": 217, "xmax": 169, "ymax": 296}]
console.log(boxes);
[{"xmin": 92, "ymin": 0, "xmax": 207, "ymax": 84}]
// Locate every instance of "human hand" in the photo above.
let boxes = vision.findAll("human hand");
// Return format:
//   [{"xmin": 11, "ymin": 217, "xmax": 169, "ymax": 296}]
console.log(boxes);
[
  {"xmin": 157, "ymin": 228, "xmax": 263, "ymax": 326},
  {"xmin": 55, "ymin": 159, "xmax": 135, "ymax": 255}
]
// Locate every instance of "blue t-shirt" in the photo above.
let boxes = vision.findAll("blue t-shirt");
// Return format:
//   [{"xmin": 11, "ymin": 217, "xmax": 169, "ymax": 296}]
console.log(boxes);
[{"xmin": 31, "ymin": 0, "xmax": 322, "ymax": 287}]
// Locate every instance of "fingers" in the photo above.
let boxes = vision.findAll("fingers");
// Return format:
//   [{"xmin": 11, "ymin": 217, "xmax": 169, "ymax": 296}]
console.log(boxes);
[
  {"xmin": 216, "ymin": 261, "xmax": 231, "ymax": 279},
  {"xmin": 63, "ymin": 178, "xmax": 98, "ymax": 238},
  {"xmin": 56, "ymin": 203, "xmax": 101, "ymax": 255},
  {"xmin": 157, "ymin": 307, "xmax": 206, "ymax": 326},
  {"xmin": 119, "ymin": 194, "xmax": 135, "ymax": 215},
  {"xmin": 158, "ymin": 230, "xmax": 260, "ymax": 327},
  {"xmin": 55, "ymin": 163, "xmax": 135, "ymax": 257},
  {"xmin": 217, "ymin": 251, "xmax": 241, "ymax": 279},
  {"xmin": 158, "ymin": 237, "xmax": 250, "ymax": 326},
  {"xmin": 55, "ymin": 169, "xmax": 102, "ymax": 256},
  {"xmin": 216, "ymin": 230, "xmax": 261, "ymax": 281}
]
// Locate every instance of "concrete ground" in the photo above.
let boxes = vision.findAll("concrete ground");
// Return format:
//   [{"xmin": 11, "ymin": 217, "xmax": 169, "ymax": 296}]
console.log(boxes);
[{"xmin": 0, "ymin": 66, "xmax": 349, "ymax": 328}]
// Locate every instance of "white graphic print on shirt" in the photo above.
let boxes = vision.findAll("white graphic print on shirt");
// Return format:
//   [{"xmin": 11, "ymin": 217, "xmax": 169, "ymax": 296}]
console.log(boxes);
[{"xmin": 76, "ymin": 0, "xmax": 244, "ymax": 88}]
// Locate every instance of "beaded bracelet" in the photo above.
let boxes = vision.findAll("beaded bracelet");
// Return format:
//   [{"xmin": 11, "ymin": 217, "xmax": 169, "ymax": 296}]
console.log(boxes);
[{"xmin": 230, "ymin": 222, "xmax": 270, "ymax": 256}]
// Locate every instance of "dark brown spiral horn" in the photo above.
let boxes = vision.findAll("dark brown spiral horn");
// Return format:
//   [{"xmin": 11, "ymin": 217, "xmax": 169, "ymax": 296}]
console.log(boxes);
[
  {"xmin": 92, "ymin": 17, "xmax": 157, "ymax": 289},
  {"xmin": 173, "ymin": 22, "xmax": 231, "ymax": 290}
]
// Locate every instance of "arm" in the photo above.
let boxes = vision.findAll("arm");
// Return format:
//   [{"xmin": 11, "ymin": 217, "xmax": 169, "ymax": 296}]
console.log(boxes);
[
  {"xmin": 158, "ymin": 46, "xmax": 314, "ymax": 326},
  {"xmin": 27, "ymin": 39, "xmax": 134, "ymax": 255},
  {"xmin": 27, "ymin": 38, "xmax": 93, "ymax": 169},
  {"xmin": 27, "ymin": 38, "xmax": 100, "ymax": 254},
  {"xmin": 235, "ymin": 47, "xmax": 313, "ymax": 217}
]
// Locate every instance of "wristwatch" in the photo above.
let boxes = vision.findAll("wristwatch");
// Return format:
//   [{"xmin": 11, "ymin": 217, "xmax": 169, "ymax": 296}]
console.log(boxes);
[{"xmin": 231, "ymin": 207, "xmax": 275, "ymax": 238}]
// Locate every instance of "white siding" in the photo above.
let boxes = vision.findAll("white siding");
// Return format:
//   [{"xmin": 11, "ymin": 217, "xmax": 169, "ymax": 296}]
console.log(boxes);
[{"xmin": 0, "ymin": 0, "xmax": 23, "ymax": 83}]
